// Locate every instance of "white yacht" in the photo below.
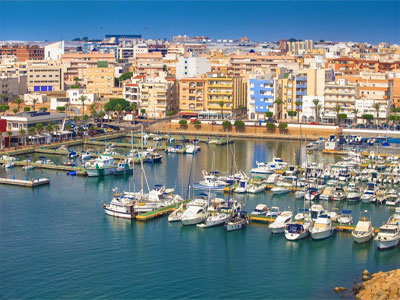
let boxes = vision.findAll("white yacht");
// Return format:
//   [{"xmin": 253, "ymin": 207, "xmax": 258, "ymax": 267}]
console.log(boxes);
[
  {"xmin": 361, "ymin": 183, "xmax": 377, "ymax": 204},
  {"xmin": 168, "ymin": 204, "xmax": 184, "ymax": 222},
  {"xmin": 197, "ymin": 212, "xmax": 228, "ymax": 228},
  {"xmin": 337, "ymin": 210, "xmax": 353, "ymax": 225},
  {"xmin": 103, "ymin": 195, "xmax": 136, "ymax": 219},
  {"xmin": 352, "ymin": 215, "xmax": 374, "ymax": 243},
  {"xmin": 266, "ymin": 206, "xmax": 281, "ymax": 218},
  {"xmin": 310, "ymin": 215, "xmax": 336, "ymax": 240},
  {"xmin": 185, "ymin": 144, "xmax": 201, "ymax": 154},
  {"xmin": 181, "ymin": 199, "xmax": 208, "ymax": 226},
  {"xmin": 85, "ymin": 154, "xmax": 115, "ymax": 177},
  {"xmin": 331, "ymin": 187, "xmax": 346, "ymax": 201},
  {"xmin": 374, "ymin": 224, "xmax": 400, "ymax": 250},
  {"xmin": 294, "ymin": 208, "xmax": 309, "ymax": 221},
  {"xmin": 192, "ymin": 171, "xmax": 229, "ymax": 191},
  {"xmin": 251, "ymin": 161, "xmax": 274, "ymax": 175},
  {"xmin": 226, "ymin": 213, "xmax": 249, "ymax": 232},
  {"xmin": 266, "ymin": 174, "xmax": 282, "ymax": 185},
  {"xmin": 294, "ymin": 189, "xmax": 306, "ymax": 199},
  {"xmin": 385, "ymin": 190, "xmax": 399, "ymax": 206},
  {"xmin": 247, "ymin": 182, "xmax": 266, "ymax": 194},
  {"xmin": 310, "ymin": 204, "xmax": 325, "ymax": 221},
  {"xmin": 234, "ymin": 178, "xmax": 250, "ymax": 193},
  {"xmin": 251, "ymin": 204, "xmax": 269, "ymax": 215},
  {"xmin": 269, "ymin": 211, "xmax": 293, "ymax": 234},
  {"xmin": 285, "ymin": 219, "xmax": 313, "ymax": 241}
]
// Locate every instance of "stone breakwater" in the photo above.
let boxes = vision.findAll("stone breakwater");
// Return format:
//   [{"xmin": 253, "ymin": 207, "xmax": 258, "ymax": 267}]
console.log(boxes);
[{"xmin": 355, "ymin": 269, "xmax": 400, "ymax": 300}]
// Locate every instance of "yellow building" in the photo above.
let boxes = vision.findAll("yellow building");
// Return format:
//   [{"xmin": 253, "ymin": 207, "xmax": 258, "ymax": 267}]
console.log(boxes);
[
  {"xmin": 179, "ymin": 77, "xmax": 207, "ymax": 111},
  {"xmin": 206, "ymin": 73, "xmax": 246, "ymax": 118},
  {"xmin": 86, "ymin": 63, "xmax": 115, "ymax": 98}
]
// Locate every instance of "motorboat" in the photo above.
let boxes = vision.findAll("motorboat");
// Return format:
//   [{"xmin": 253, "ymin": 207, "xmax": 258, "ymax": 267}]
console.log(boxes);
[
  {"xmin": 386, "ymin": 192, "xmax": 400, "ymax": 207},
  {"xmin": 346, "ymin": 184, "xmax": 361, "ymax": 202},
  {"xmin": 193, "ymin": 171, "xmax": 229, "ymax": 191},
  {"xmin": 85, "ymin": 154, "xmax": 115, "ymax": 177},
  {"xmin": 181, "ymin": 202, "xmax": 207, "ymax": 225},
  {"xmin": 285, "ymin": 219, "xmax": 313, "ymax": 241},
  {"xmin": 226, "ymin": 212, "xmax": 249, "ymax": 232},
  {"xmin": 327, "ymin": 209, "xmax": 341, "ymax": 222},
  {"xmin": 197, "ymin": 212, "xmax": 228, "ymax": 228},
  {"xmin": 22, "ymin": 164, "xmax": 35, "ymax": 171},
  {"xmin": 352, "ymin": 213, "xmax": 374, "ymax": 243},
  {"xmin": 331, "ymin": 187, "xmax": 346, "ymax": 201},
  {"xmin": 319, "ymin": 187, "xmax": 332, "ymax": 201},
  {"xmin": 305, "ymin": 187, "xmax": 320, "ymax": 202},
  {"xmin": 251, "ymin": 161, "xmax": 274, "ymax": 175},
  {"xmin": 374, "ymin": 224, "xmax": 400, "ymax": 250},
  {"xmin": 168, "ymin": 204, "xmax": 184, "ymax": 222},
  {"xmin": 271, "ymin": 186, "xmax": 290, "ymax": 195},
  {"xmin": 294, "ymin": 189, "xmax": 305, "ymax": 199},
  {"xmin": 81, "ymin": 151, "xmax": 92, "ymax": 161},
  {"xmin": 113, "ymin": 160, "xmax": 133, "ymax": 176},
  {"xmin": 310, "ymin": 204, "xmax": 325, "ymax": 221},
  {"xmin": 269, "ymin": 211, "xmax": 293, "ymax": 234},
  {"xmin": 266, "ymin": 174, "xmax": 282, "ymax": 185},
  {"xmin": 185, "ymin": 144, "xmax": 201, "ymax": 154},
  {"xmin": 247, "ymin": 182, "xmax": 266, "ymax": 194},
  {"xmin": 294, "ymin": 208, "xmax": 309, "ymax": 222},
  {"xmin": 250, "ymin": 204, "xmax": 269, "ymax": 215},
  {"xmin": 361, "ymin": 182, "xmax": 376, "ymax": 204},
  {"xmin": 3, "ymin": 161, "xmax": 15, "ymax": 169},
  {"xmin": 266, "ymin": 206, "xmax": 281, "ymax": 218},
  {"xmin": 234, "ymin": 178, "xmax": 250, "ymax": 193},
  {"xmin": 102, "ymin": 194, "xmax": 136, "ymax": 219},
  {"xmin": 337, "ymin": 210, "xmax": 353, "ymax": 225},
  {"xmin": 310, "ymin": 215, "xmax": 336, "ymax": 240}
]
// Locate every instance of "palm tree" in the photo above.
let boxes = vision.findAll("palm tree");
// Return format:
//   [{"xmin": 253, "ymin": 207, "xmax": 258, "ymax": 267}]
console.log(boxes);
[
  {"xmin": 54, "ymin": 124, "xmax": 60, "ymax": 133},
  {"xmin": 19, "ymin": 128, "xmax": 26, "ymax": 146},
  {"xmin": 140, "ymin": 108, "xmax": 146, "ymax": 118},
  {"xmin": 374, "ymin": 102, "xmax": 380, "ymax": 125},
  {"xmin": 317, "ymin": 104, "xmax": 323, "ymax": 123},
  {"xmin": 219, "ymin": 101, "xmax": 224, "ymax": 120},
  {"xmin": 28, "ymin": 127, "xmax": 36, "ymax": 144},
  {"xmin": 352, "ymin": 109, "xmax": 359, "ymax": 126},
  {"xmin": 115, "ymin": 104, "xmax": 122, "ymax": 123},
  {"xmin": 98, "ymin": 111, "xmax": 105, "ymax": 128},
  {"xmin": 130, "ymin": 102, "xmax": 138, "ymax": 116},
  {"xmin": 6, "ymin": 130, "xmax": 12, "ymax": 147},
  {"xmin": 35, "ymin": 123, "xmax": 43, "ymax": 135},
  {"xmin": 312, "ymin": 99, "xmax": 320, "ymax": 123},
  {"xmin": 12, "ymin": 108, "xmax": 18, "ymax": 115},
  {"xmin": 79, "ymin": 95, "xmax": 87, "ymax": 116},
  {"xmin": 46, "ymin": 123, "xmax": 53, "ymax": 133},
  {"xmin": 295, "ymin": 100, "xmax": 302, "ymax": 123},
  {"xmin": 14, "ymin": 98, "xmax": 22, "ymax": 112},
  {"xmin": 90, "ymin": 104, "xmax": 97, "ymax": 123},
  {"xmin": 64, "ymin": 102, "xmax": 69, "ymax": 118},
  {"xmin": 32, "ymin": 98, "xmax": 38, "ymax": 111},
  {"xmin": 73, "ymin": 77, "xmax": 80, "ymax": 86},
  {"xmin": 274, "ymin": 98, "xmax": 284, "ymax": 121},
  {"xmin": 334, "ymin": 104, "xmax": 342, "ymax": 125}
]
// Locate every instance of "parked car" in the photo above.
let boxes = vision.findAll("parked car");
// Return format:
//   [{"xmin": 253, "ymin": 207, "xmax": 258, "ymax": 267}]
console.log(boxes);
[{"xmin": 310, "ymin": 122, "xmax": 319, "ymax": 125}]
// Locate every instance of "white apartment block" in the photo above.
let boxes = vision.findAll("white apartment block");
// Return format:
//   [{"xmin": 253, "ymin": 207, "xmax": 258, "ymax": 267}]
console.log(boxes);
[
  {"xmin": 44, "ymin": 41, "xmax": 64, "ymax": 60},
  {"xmin": 175, "ymin": 54, "xmax": 211, "ymax": 80},
  {"xmin": 66, "ymin": 88, "xmax": 96, "ymax": 105}
]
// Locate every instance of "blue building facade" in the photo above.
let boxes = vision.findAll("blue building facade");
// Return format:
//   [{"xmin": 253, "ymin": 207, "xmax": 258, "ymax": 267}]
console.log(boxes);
[{"xmin": 249, "ymin": 78, "xmax": 275, "ymax": 120}]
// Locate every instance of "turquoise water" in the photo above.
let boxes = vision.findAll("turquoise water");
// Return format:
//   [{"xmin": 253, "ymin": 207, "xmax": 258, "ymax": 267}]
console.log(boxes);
[{"xmin": 1, "ymin": 139, "xmax": 399, "ymax": 299}]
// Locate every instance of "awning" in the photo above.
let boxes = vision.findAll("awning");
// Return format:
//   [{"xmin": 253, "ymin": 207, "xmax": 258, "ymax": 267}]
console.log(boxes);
[{"xmin": 178, "ymin": 111, "xmax": 198, "ymax": 117}]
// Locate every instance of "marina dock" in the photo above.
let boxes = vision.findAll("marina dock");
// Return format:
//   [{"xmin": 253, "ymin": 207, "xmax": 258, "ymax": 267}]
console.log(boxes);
[
  {"xmin": 136, "ymin": 200, "xmax": 191, "ymax": 221},
  {"xmin": 0, "ymin": 177, "xmax": 50, "ymax": 187}
]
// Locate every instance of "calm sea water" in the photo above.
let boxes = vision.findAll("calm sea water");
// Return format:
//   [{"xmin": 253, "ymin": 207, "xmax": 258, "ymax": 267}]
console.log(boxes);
[{"xmin": 1, "ymin": 139, "xmax": 399, "ymax": 299}]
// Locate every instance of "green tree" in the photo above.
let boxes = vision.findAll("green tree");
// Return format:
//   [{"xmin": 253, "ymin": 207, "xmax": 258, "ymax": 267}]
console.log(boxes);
[
  {"xmin": 73, "ymin": 77, "xmax": 80, "ymax": 86},
  {"xmin": 12, "ymin": 108, "xmax": 18, "ymax": 115},
  {"xmin": 287, "ymin": 110, "xmax": 297, "ymax": 119},
  {"xmin": 56, "ymin": 106, "xmax": 65, "ymax": 112},
  {"xmin": 104, "ymin": 98, "xmax": 131, "ymax": 112},
  {"xmin": 39, "ymin": 107, "xmax": 47, "ymax": 111},
  {"xmin": 265, "ymin": 111, "xmax": 273, "ymax": 119},
  {"xmin": 130, "ymin": 102, "xmax": 138, "ymax": 116},
  {"xmin": 222, "ymin": 120, "xmax": 232, "ymax": 131},
  {"xmin": 90, "ymin": 104, "xmax": 97, "ymax": 122},
  {"xmin": 295, "ymin": 100, "xmax": 302, "ymax": 123},
  {"xmin": 118, "ymin": 72, "xmax": 133, "ymax": 82},
  {"xmin": 24, "ymin": 107, "xmax": 30, "ymax": 112},
  {"xmin": 312, "ymin": 99, "xmax": 320, "ymax": 123},
  {"xmin": 65, "ymin": 123, "xmax": 72, "ymax": 131},
  {"xmin": 79, "ymin": 95, "xmax": 87, "ymax": 116},
  {"xmin": 14, "ymin": 97, "xmax": 22, "ymax": 112},
  {"xmin": 178, "ymin": 119, "xmax": 187, "ymax": 126},
  {"xmin": 334, "ymin": 104, "xmax": 342, "ymax": 125},
  {"xmin": 28, "ymin": 126, "xmax": 36, "ymax": 137},
  {"xmin": 19, "ymin": 128, "xmax": 26, "ymax": 146},
  {"xmin": 54, "ymin": 124, "xmax": 60, "ymax": 133},
  {"xmin": 98, "ymin": 111, "xmax": 105, "ymax": 128},
  {"xmin": 115, "ymin": 104, "xmax": 123, "ymax": 123},
  {"xmin": 362, "ymin": 114, "xmax": 374, "ymax": 125},
  {"xmin": 0, "ymin": 94, "xmax": 7, "ymax": 106},
  {"xmin": 6, "ymin": 130, "xmax": 12, "ymax": 146},
  {"xmin": 338, "ymin": 113, "xmax": 347, "ymax": 124},
  {"xmin": 234, "ymin": 120, "xmax": 245, "ymax": 129},
  {"xmin": 278, "ymin": 122, "xmax": 288, "ymax": 130},
  {"xmin": 140, "ymin": 108, "xmax": 146, "ymax": 117},
  {"xmin": 373, "ymin": 102, "xmax": 380, "ymax": 125},
  {"xmin": 266, "ymin": 122, "xmax": 276, "ymax": 130},
  {"xmin": 219, "ymin": 101, "xmax": 225, "ymax": 120},
  {"xmin": 274, "ymin": 98, "xmax": 284, "ymax": 121},
  {"xmin": 46, "ymin": 123, "xmax": 53, "ymax": 133}
]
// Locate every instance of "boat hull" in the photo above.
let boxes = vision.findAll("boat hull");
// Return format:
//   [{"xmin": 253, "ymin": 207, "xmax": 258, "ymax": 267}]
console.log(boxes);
[
  {"xmin": 181, "ymin": 215, "xmax": 206, "ymax": 226},
  {"xmin": 375, "ymin": 237, "xmax": 400, "ymax": 250},
  {"xmin": 86, "ymin": 167, "xmax": 114, "ymax": 177},
  {"xmin": 270, "ymin": 226, "xmax": 286, "ymax": 234},
  {"xmin": 226, "ymin": 220, "xmax": 248, "ymax": 232},
  {"xmin": 311, "ymin": 228, "xmax": 336, "ymax": 240},
  {"xmin": 352, "ymin": 232, "xmax": 373, "ymax": 243},
  {"xmin": 285, "ymin": 230, "xmax": 309, "ymax": 241},
  {"xmin": 103, "ymin": 207, "xmax": 135, "ymax": 219}
]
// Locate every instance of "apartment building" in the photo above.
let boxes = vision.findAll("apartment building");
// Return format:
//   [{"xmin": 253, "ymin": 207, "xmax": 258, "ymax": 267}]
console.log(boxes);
[
  {"xmin": 123, "ymin": 75, "xmax": 146, "ymax": 106},
  {"xmin": 0, "ymin": 74, "xmax": 19, "ymax": 98},
  {"xmin": 175, "ymin": 54, "xmax": 211, "ymax": 80},
  {"xmin": 44, "ymin": 41, "xmax": 64, "ymax": 60},
  {"xmin": 0, "ymin": 45, "xmax": 44, "ymax": 62},
  {"xmin": 326, "ymin": 57, "xmax": 400, "ymax": 75},
  {"xmin": 61, "ymin": 52, "xmax": 116, "ymax": 85},
  {"xmin": 139, "ymin": 76, "xmax": 175, "ymax": 118},
  {"xmin": 179, "ymin": 77, "xmax": 207, "ymax": 111},
  {"xmin": 288, "ymin": 40, "xmax": 314, "ymax": 54},
  {"xmin": 86, "ymin": 65, "xmax": 115, "ymax": 97},
  {"xmin": 26, "ymin": 60, "xmax": 63, "ymax": 92},
  {"xmin": 323, "ymin": 79, "xmax": 359, "ymax": 123},
  {"xmin": 229, "ymin": 54, "xmax": 297, "ymax": 77},
  {"xmin": 393, "ymin": 78, "xmax": 400, "ymax": 108},
  {"xmin": 135, "ymin": 52, "xmax": 164, "ymax": 78},
  {"xmin": 206, "ymin": 73, "xmax": 246, "ymax": 118},
  {"xmin": 248, "ymin": 74, "xmax": 277, "ymax": 120}
]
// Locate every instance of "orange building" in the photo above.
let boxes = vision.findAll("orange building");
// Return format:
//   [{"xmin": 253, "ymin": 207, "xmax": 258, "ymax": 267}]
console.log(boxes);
[
  {"xmin": 0, "ymin": 45, "xmax": 44, "ymax": 62},
  {"xmin": 326, "ymin": 57, "xmax": 400, "ymax": 75},
  {"xmin": 179, "ymin": 77, "xmax": 207, "ymax": 111},
  {"xmin": 393, "ymin": 78, "xmax": 400, "ymax": 108}
]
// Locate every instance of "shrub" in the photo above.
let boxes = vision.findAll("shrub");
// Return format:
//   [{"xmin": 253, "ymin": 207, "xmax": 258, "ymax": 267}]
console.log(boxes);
[
  {"xmin": 265, "ymin": 112, "xmax": 274, "ymax": 118},
  {"xmin": 266, "ymin": 122, "xmax": 276, "ymax": 130},
  {"xmin": 222, "ymin": 120, "xmax": 232, "ymax": 130},
  {"xmin": 288, "ymin": 111, "xmax": 297, "ymax": 117},
  {"xmin": 389, "ymin": 115, "xmax": 400, "ymax": 121},
  {"xmin": 56, "ymin": 106, "xmax": 65, "ymax": 112},
  {"xmin": 193, "ymin": 120, "xmax": 201, "ymax": 125},
  {"xmin": 24, "ymin": 107, "xmax": 31, "ymax": 112},
  {"xmin": 278, "ymin": 122, "xmax": 288, "ymax": 130},
  {"xmin": 39, "ymin": 107, "xmax": 47, "ymax": 111},
  {"xmin": 234, "ymin": 120, "xmax": 245, "ymax": 129},
  {"xmin": 166, "ymin": 111, "xmax": 175, "ymax": 117},
  {"xmin": 70, "ymin": 84, "xmax": 80, "ymax": 89},
  {"xmin": 338, "ymin": 113, "xmax": 347, "ymax": 120},
  {"xmin": 179, "ymin": 119, "xmax": 187, "ymax": 126}
]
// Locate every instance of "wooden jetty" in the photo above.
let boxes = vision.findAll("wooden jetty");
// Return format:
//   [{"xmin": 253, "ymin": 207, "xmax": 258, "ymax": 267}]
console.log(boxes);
[{"xmin": 0, "ymin": 177, "xmax": 50, "ymax": 187}]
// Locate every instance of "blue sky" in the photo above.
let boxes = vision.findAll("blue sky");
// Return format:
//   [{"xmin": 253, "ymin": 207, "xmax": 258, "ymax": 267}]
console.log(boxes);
[{"xmin": 0, "ymin": 1, "xmax": 399, "ymax": 43}]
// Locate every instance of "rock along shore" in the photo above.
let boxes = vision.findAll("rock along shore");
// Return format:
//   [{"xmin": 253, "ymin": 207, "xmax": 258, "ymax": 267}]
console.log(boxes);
[{"xmin": 355, "ymin": 269, "xmax": 400, "ymax": 300}]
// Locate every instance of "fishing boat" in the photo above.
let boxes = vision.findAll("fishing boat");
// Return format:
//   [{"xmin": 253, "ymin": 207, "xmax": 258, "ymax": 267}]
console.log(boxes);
[
  {"xmin": 102, "ymin": 193, "xmax": 136, "ymax": 219},
  {"xmin": 269, "ymin": 211, "xmax": 293, "ymax": 234},
  {"xmin": 226, "ymin": 212, "xmax": 249, "ymax": 232},
  {"xmin": 85, "ymin": 154, "xmax": 115, "ymax": 177},
  {"xmin": 113, "ymin": 160, "xmax": 133, "ymax": 175},
  {"xmin": 352, "ymin": 211, "xmax": 374, "ymax": 243},
  {"xmin": 251, "ymin": 204, "xmax": 269, "ymax": 215},
  {"xmin": 310, "ymin": 215, "xmax": 336, "ymax": 240},
  {"xmin": 337, "ymin": 210, "xmax": 353, "ymax": 225}
]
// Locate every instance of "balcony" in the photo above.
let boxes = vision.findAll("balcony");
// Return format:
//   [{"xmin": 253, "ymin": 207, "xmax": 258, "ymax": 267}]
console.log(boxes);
[
  {"xmin": 296, "ymin": 84, "xmax": 307, "ymax": 88},
  {"xmin": 296, "ymin": 77, "xmax": 307, "ymax": 82},
  {"xmin": 261, "ymin": 88, "xmax": 273, "ymax": 92},
  {"xmin": 296, "ymin": 91, "xmax": 307, "ymax": 96}
]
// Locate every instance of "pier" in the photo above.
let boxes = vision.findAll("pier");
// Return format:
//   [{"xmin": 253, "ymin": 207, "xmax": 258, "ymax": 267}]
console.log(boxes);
[
  {"xmin": 0, "ymin": 177, "xmax": 50, "ymax": 187},
  {"xmin": 135, "ymin": 200, "xmax": 191, "ymax": 221}
]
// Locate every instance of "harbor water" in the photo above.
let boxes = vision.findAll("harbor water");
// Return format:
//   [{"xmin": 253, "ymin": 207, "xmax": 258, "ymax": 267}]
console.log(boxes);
[{"xmin": 1, "ymin": 139, "xmax": 399, "ymax": 299}]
